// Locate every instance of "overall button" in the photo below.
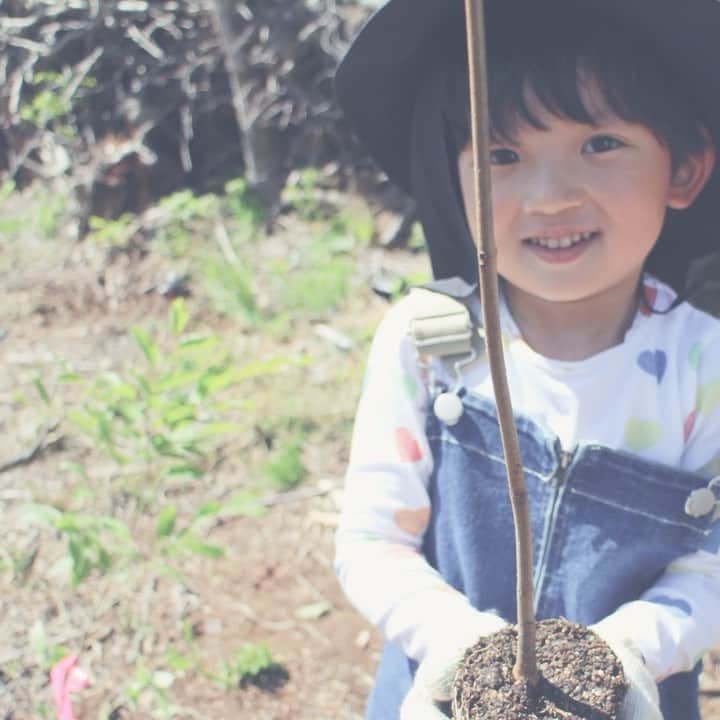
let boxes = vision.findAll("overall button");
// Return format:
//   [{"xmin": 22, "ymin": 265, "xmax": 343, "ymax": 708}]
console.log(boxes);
[
  {"xmin": 684, "ymin": 477, "xmax": 720, "ymax": 518},
  {"xmin": 685, "ymin": 488, "xmax": 715, "ymax": 518},
  {"xmin": 433, "ymin": 392, "xmax": 464, "ymax": 426}
]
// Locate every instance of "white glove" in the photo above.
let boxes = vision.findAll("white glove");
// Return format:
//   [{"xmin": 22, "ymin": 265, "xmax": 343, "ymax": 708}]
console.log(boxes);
[
  {"xmin": 591, "ymin": 618, "xmax": 663, "ymax": 720},
  {"xmin": 400, "ymin": 610, "xmax": 507, "ymax": 720}
]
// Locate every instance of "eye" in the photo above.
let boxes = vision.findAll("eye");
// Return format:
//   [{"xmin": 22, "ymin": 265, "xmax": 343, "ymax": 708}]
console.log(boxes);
[
  {"xmin": 489, "ymin": 148, "xmax": 520, "ymax": 165},
  {"xmin": 582, "ymin": 135, "xmax": 625, "ymax": 154}
]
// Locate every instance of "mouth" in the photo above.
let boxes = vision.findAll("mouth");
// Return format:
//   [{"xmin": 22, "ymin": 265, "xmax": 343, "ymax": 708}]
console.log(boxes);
[{"xmin": 524, "ymin": 231, "xmax": 599, "ymax": 249}]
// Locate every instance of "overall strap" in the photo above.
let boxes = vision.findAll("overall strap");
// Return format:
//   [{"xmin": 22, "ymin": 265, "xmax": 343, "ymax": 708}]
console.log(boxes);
[{"xmin": 406, "ymin": 277, "xmax": 486, "ymax": 377}]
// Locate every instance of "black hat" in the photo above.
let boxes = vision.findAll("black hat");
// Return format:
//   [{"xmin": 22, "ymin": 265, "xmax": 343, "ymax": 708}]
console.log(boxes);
[{"xmin": 336, "ymin": 0, "xmax": 720, "ymax": 291}]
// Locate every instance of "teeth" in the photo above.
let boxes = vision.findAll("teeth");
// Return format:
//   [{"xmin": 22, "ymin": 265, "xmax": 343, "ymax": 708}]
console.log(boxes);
[{"xmin": 528, "ymin": 231, "xmax": 594, "ymax": 249}]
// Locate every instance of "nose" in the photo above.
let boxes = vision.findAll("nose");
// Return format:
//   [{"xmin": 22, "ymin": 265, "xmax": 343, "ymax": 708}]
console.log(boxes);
[{"xmin": 521, "ymin": 162, "xmax": 585, "ymax": 215}]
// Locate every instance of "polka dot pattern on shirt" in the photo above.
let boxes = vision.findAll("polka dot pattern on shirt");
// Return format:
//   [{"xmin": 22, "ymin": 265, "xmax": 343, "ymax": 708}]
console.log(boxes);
[
  {"xmin": 624, "ymin": 418, "xmax": 662, "ymax": 452},
  {"xmin": 697, "ymin": 377, "xmax": 720, "ymax": 417},
  {"xmin": 393, "ymin": 507, "xmax": 430, "ymax": 536},
  {"xmin": 395, "ymin": 427, "xmax": 423, "ymax": 462},
  {"xmin": 683, "ymin": 410, "xmax": 698, "ymax": 443},
  {"xmin": 637, "ymin": 349, "xmax": 667, "ymax": 383}
]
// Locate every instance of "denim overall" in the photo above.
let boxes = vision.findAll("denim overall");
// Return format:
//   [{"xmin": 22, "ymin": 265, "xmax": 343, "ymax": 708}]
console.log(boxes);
[{"xmin": 366, "ymin": 290, "xmax": 720, "ymax": 720}]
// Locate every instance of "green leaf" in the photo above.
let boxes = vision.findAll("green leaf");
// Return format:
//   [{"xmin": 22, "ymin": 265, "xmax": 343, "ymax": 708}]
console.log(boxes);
[
  {"xmin": 178, "ymin": 535, "xmax": 224, "ymax": 558},
  {"xmin": 150, "ymin": 434, "xmax": 181, "ymax": 457},
  {"xmin": 191, "ymin": 501, "xmax": 222, "ymax": 520},
  {"xmin": 233, "ymin": 642, "xmax": 275, "ymax": 677},
  {"xmin": 33, "ymin": 376, "xmax": 50, "ymax": 406},
  {"xmin": 156, "ymin": 505, "xmax": 177, "ymax": 537},
  {"xmin": 166, "ymin": 464, "xmax": 204, "ymax": 479},
  {"xmin": 97, "ymin": 546, "xmax": 112, "ymax": 572},
  {"xmin": 165, "ymin": 646, "xmax": 194, "ymax": 672},
  {"xmin": 155, "ymin": 369, "xmax": 205, "ymax": 393},
  {"xmin": 67, "ymin": 409, "xmax": 97, "ymax": 433},
  {"xmin": 178, "ymin": 333, "xmax": 217, "ymax": 349},
  {"xmin": 113, "ymin": 399, "xmax": 143, "ymax": 423},
  {"xmin": 169, "ymin": 298, "xmax": 189, "ymax": 335},
  {"xmin": 161, "ymin": 404, "xmax": 196, "ymax": 429},
  {"xmin": 224, "ymin": 492, "xmax": 267, "ymax": 518},
  {"xmin": 294, "ymin": 601, "xmax": 331, "ymax": 621},
  {"xmin": 132, "ymin": 372, "xmax": 152, "ymax": 396},
  {"xmin": 131, "ymin": 326, "xmax": 158, "ymax": 366},
  {"xmin": 57, "ymin": 372, "xmax": 82, "ymax": 383},
  {"xmin": 69, "ymin": 536, "xmax": 91, "ymax": 586}
]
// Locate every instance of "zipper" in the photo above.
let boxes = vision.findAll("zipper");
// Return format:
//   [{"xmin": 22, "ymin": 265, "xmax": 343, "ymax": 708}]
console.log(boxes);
[{"xmin": 533, "ymin": 443, "xmax": 575, "ymax": 614}]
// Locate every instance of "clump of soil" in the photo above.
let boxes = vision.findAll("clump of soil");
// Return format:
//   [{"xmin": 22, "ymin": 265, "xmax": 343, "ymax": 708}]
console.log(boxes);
[{"xmin": 452, "ymin": 618, "xmax": 626, "ymax": 720}]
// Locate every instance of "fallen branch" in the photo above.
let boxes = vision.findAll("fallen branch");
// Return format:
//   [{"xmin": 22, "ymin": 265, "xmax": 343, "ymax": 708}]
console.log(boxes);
[{"xmin": 0, "ymin": 422, "xmax": 61, "ymax": 475}]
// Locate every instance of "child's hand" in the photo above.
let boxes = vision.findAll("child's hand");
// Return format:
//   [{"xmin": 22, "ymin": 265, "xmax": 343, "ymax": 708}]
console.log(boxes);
[
  {"xmin": 400, "ymin": 611, "xmax": 507, "ymax": 719},
  {"xmin": 590, "ymin": 619, "xmax": 663, "ymax": 720}
]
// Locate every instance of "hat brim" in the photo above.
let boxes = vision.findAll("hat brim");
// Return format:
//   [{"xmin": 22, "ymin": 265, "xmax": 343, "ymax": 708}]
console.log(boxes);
[{"xmin": 336, "ymin": 0, "xmax": 461, "ymax": 192}]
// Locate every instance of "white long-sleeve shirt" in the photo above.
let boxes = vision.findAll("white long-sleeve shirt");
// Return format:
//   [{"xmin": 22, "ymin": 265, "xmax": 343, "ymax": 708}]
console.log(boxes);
[{"xmin": 336, "ymin": 275, "xmax": 720, "ymax": 680}]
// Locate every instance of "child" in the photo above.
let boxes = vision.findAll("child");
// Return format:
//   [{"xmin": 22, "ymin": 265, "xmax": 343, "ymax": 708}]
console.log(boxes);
[{"xmin": 334, "ymin": 1, "xmax": 720, "ymax": 719}]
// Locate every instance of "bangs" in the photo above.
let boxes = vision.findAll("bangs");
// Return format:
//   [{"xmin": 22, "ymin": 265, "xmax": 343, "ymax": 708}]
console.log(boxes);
[{"xmin": 445, "ymin": 9, "xmax": 707, "ymax": 162}]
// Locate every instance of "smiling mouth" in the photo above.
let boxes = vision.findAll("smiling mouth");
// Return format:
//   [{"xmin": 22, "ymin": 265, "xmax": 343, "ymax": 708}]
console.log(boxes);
[{"xmin": 525, "ymin": 231, "xmax": 599, "ymax": 249}]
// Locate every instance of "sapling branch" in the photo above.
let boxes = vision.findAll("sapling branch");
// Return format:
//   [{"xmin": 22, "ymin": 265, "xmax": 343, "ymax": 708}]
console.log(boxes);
[{"xmin": 463, "ymin": 0, "xmax": 539, "ymax": 687}]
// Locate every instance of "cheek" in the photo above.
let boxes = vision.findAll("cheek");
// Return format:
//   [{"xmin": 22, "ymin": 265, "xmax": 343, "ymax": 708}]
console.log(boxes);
[{"xmin": 489, "ymin": 184, "xmax": 517, "ymax": 237}]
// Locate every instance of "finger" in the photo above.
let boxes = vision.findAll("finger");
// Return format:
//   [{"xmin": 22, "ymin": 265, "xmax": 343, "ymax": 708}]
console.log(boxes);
[
  {"xmin": 620, "ymin": 688, "xmax": 663, "ymax": 720},
  {"xmin": 400, "ymin": 686, "xmax": 452, "ymax": 720},
  {"xmin": 414, "ymin": 647, "xmax": 465, "ymax": 701}
]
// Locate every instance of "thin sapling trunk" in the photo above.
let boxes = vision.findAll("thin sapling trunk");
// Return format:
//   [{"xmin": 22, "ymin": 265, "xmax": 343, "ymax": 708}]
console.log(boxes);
[
  {"xmin": 463, "ymin": 0, "xmax": 538, "ymax": 688},
  {"xmin": 453, "ymin": 5, "xmax": 627, "ymax": 717}
]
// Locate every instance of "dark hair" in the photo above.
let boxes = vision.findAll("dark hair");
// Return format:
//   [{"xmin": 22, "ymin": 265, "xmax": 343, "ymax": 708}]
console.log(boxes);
[{"xmin": 444, "ymin": 11, "xmax": 708, "ymax": 168}]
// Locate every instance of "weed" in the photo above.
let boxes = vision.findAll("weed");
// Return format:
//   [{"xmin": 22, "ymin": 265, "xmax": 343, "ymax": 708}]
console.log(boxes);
[
  {"xmin": 283, "ymin": 168, "xmax": 324, "ymax": 221},
  {"xmin": 124, "ymin": 660, "xmax": 182, "ymax": 719},
  {"xmin": 280, "ymin": 254, "xmax": 353, "ymax": 315},
  {"xmin": 261, "ymin": 433, "xmax": 307, "ymax": 489},
  {"xmin": 19, "ymin": 70, "xmax": 87, "ymax": 129},
  {"xmin": 87, "ymin": 213, "xmax": 136, "ymax": 248},
  {"xmin": 154, "ymin": 189, "xmax": 220, "ymax": 258},
  {"xmin": 64, "ymin": 298, "xmax": 262, "ymax": 484},
  {"xmin": 28, "ymin": 620, "xmax": 71, "ymax": 670},
  {"xmin": 223, "ymin": 177, "xmax": 266, "ymax": 231},
  {"xmin": 21, "ymin": 503, "xmax": 137, "ymax": 586},
  {"xmin": 408, "ymin": 221, "xmax": 428, "ymax": 251},
  {"xmin": 212, "ymin": 642, "xmax": 288, "ymax": 691},
  {"xmin": 27, "ymin": 299, "xmax": 292, "ymax": 585},
  {"xmin": 202, "ymin": 256, "xmax": 260, "ymax": 322}
]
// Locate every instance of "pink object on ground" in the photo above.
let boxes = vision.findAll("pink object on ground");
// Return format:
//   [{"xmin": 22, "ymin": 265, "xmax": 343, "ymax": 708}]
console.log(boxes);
[{"xmin": 50, "ymin": 655, "xmax": 91, "ymax": 720}]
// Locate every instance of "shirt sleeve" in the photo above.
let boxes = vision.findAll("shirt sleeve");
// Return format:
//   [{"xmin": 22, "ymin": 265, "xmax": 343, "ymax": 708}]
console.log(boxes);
[
  {"xmin": 608, "ymin": 327, "xmax": 720, "ymax": 680},
  {"xmin": 334, "ymin": 297, "xmax": 500, "ymax": 662}
]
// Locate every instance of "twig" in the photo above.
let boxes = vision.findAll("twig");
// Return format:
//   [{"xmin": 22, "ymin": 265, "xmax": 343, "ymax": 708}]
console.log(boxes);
[
  {"xmin": 260, "ymin": 483, "xmax": 334, "ymax": 507},
  {"xmin": 126, "ymin": 23, "xmax": 164, "ymax": 59},
  {"xmin": 213, "ymin": 221, "xmax": 240, "ymax": 268},
  {"xmin": 62, "ymin": 47, "xmax": 103, "ymax": 103},
  {"xmin": 0, "ymin": 422, "xmax": 61, "ymax": 475},
  {"xmin": 465, "ymin": 0, "xmax": 538, "ymax": 686}
]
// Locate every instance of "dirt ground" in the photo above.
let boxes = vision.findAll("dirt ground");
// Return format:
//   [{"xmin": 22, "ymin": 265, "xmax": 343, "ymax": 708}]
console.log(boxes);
[{"xmin": 1, "ymin": 203, "xmax": 719, "ymax": 719}]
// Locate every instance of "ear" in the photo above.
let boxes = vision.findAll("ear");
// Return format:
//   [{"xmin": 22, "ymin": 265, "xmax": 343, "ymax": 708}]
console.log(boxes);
[{"xmin": 667, "ymin": 136, "xmax": 716, "ymax": 210}]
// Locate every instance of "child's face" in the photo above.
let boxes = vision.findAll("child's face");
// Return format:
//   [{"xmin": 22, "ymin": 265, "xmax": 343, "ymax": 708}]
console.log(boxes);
[{"xmin": 458, "ymin": 84, "xmax": 703, "ymax": 307}]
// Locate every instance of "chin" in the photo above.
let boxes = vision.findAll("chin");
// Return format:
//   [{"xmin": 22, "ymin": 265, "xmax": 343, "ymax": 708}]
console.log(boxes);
[{"xmin": 508, "ymin": 281, "xmax": 594, "ymax": 305}]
